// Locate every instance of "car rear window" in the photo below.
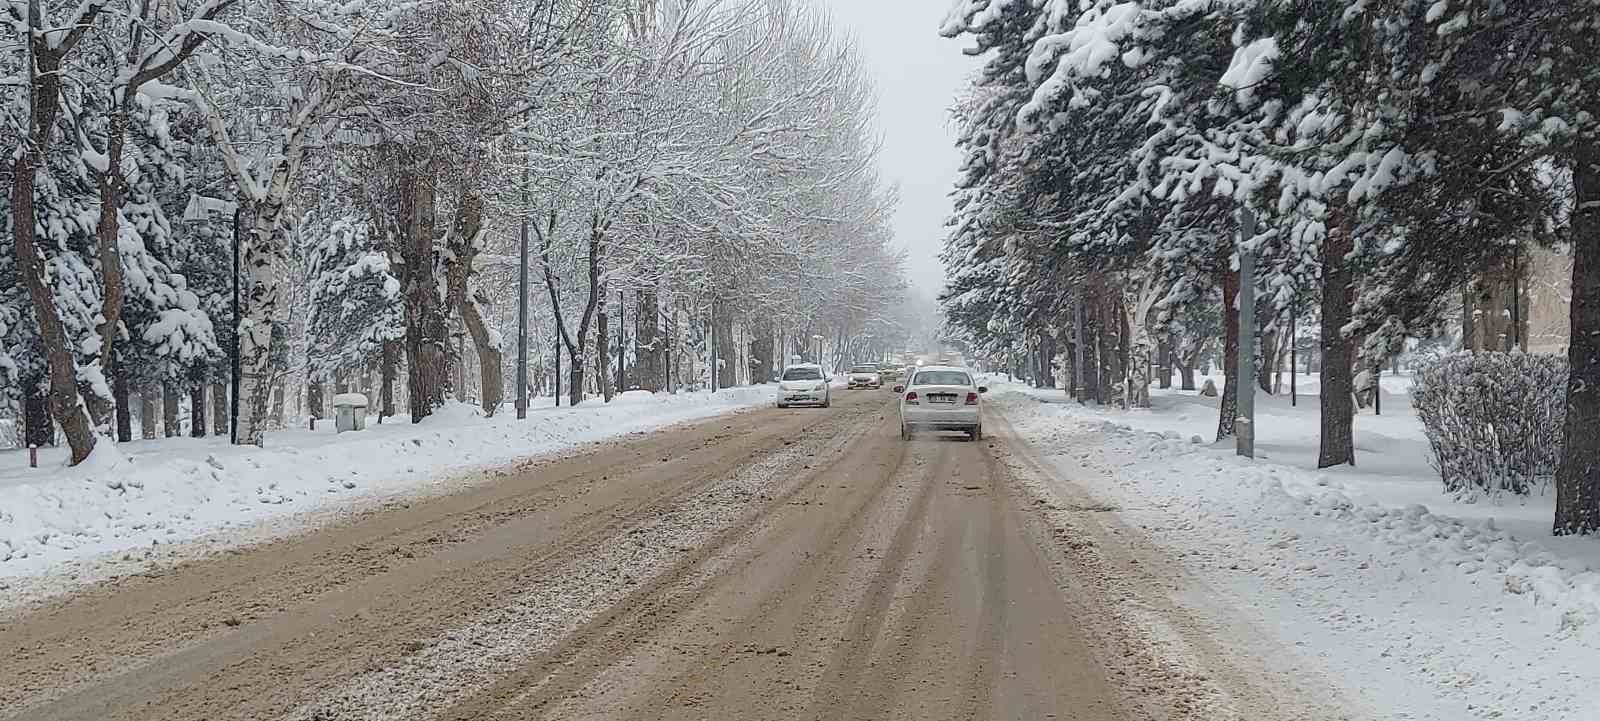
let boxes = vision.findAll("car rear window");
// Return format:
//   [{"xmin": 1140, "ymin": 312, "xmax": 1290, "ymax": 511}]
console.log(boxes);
[
  {"xmin": 913, "ymin": 370, "xmax": 971, "ymax": 387},
  {"xmin": 782, "ymin": 367, "xmax": 823, "ymax": 381}
]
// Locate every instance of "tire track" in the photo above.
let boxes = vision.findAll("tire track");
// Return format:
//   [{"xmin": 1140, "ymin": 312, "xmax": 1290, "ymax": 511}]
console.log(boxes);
[
  {"xmin": 546, "ymin": 415, "xmax": 944, "ymax": 721},
  {"xmin": 801, "ymin": 440, "xmax": 947, "ymax": 721},
  {"xmin": 294, "ymin": 398, "xmax": 894, "ymax": 721},
  {"xmin": 822, "ymin": 437, "xmax": 1005, "ymax": 721}
]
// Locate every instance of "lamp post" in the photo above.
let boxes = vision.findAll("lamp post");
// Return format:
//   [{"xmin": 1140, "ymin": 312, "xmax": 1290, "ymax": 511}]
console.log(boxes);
[
  {"xmin": 230, "ymin": 206, "xmax": 241, "ymax": 443},
  {"xmin": 516, "ymin": 158, "xmax": 529, "ymax": 419},
  {"xmin": 618, "ymin": 289, "xmax": 626, "ymax": 393}
]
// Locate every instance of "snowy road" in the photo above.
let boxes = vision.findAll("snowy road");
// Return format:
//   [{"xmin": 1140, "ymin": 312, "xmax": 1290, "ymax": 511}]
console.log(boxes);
[{"xmin": 1, "ymin": 391, "xmax": 1339, "ymax": 721}]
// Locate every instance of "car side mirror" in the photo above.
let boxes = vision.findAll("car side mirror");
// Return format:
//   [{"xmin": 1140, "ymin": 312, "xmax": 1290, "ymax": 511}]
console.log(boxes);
[
  {"xmin": 893, "ymin": 385, "xmax": 905, "ymax": 393},
  {"xmin": 978, "ymin": 386, "xmax": 989, "ymax": 394}
]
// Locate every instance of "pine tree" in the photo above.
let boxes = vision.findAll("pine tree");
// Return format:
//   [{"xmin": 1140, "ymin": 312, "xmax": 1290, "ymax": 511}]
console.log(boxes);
[{"xmin": 305, "ymin": 211, "xmax": 405, "ymax": 387}]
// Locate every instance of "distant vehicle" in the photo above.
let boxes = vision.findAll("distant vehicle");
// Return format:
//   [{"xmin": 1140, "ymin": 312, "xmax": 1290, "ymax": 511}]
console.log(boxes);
[
  {"xmin": 777, "ymin": 364, "xmax": 831, "ymax": 408},
  {"xmin": 877, "ymin": 364, "xmax": 901, "ymax": 382},
  {"xmin": 847, "ymin": 364, "xmax": 882, "ymax": 389},
  {"xmin": 895, "ymin": 365, "xmax": 987, "ymax": 441}
]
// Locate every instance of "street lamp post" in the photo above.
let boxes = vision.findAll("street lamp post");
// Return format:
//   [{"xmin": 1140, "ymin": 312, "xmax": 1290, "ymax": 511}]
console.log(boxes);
[
  {"xmin": 516, "ymin": 161, "xmax": 529, "ymax": 419},
  {"xmin": 230, "ymin": 206, "xmax": 241, "ymax": 443}
]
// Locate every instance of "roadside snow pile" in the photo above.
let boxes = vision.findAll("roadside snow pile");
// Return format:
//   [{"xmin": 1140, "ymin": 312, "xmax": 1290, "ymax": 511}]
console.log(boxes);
[
  {"xmin": 0, "ymin": 389, "xmax": 775, "ymax": 586},
  {"xmin": 996, "ymin": 389, "xmax": 1600, "ymax": 721}
]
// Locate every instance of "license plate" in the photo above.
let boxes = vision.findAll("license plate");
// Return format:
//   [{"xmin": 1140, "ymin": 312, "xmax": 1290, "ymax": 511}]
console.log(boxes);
[{"xmin": 929, "ymin": 393, "xmax": 957, "ymax": 404}]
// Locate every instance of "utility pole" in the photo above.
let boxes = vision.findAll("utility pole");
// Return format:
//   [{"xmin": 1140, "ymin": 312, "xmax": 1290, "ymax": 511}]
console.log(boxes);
[
  {"xmin": 516, "ymin": 165, "xmax": 528, "ymax": 419},
  {"xmin": 230, "ymin": 206, "xmax": 242, "ymax": 443},
  {"xmin": 1237, "ymin": 207, "xmax": 1257, "ymax": 459},
  {"xmin": 617, "ymin": 290, "xmax": 626, "ymax": 393},
  {"xmin": 709, "ymin": 301, "xmax": 717, "ymax": 391}
]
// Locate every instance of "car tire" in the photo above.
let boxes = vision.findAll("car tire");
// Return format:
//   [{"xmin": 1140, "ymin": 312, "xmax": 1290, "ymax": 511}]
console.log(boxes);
[
  {"xmin": 777, "ymin": 402, "xmax": 788, "ymax": 409},
  {"xmin": 822, "ymin": 396, "xmax": 831, "ymax": 408},
  {"xmin": 970, "ymin": 426, "xmax": 983, "ymax": 441},
  {"xmin": 900, "ymin": 423, "xmax": 911, "ymax": 441}
]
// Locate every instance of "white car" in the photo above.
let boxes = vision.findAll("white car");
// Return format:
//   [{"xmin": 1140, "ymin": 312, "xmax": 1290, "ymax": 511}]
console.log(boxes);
[
  {"xmin": 847, "ymin": 364, "xmax": 882, "ymax": 389},
  {"xmin": 777, "ymin": 364, "xmax": 831, "ymax": 408},
  {"xmin": 895, "ymin": 365, "xmax": 987, "ymax": 440}
]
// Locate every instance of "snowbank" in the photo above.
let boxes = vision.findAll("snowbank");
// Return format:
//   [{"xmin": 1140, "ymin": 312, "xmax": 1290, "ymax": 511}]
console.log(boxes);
[
  {"xmin": 0, "ymin": 388, "xmax": 776, "ymax": 592},
  {"xmin": 995, "ymin": 384, "xmax": 1600, "ymax": 720}
]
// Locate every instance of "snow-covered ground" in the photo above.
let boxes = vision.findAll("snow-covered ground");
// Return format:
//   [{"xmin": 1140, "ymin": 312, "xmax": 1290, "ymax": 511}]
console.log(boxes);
[
  {"xmin": 994, "ymin": 375, "xmax": 1600, "ymax": 721},
  {"xmin": 0, "ymin": 387, "xmax": 778, "ymax": 607}
]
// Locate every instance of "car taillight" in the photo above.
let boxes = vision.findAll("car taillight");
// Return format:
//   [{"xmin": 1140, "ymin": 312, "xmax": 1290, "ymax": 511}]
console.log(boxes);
[
  {"xmin": 905, "ymin": 391, "xmax": 919, "ymax": 404},
  {"xmin": 965, "ymin": 392, "xmax": 979, "ymax": 405}
]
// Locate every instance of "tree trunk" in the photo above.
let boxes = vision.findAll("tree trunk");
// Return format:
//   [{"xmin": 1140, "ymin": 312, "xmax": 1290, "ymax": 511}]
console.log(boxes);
[
  {"xmin": 113, "ymin": 355, "xmax": 133, "ymax": 443},
  {"xmin": 1318, "ymin": 213, "xmax": 1357, "ymax": 468},
  {"xmin": 1465, "ymin": 255, "xmax": 1522, "ymax": 351},
  {"xmin": 1079, "ymin": 299, "xmax": 1100, "ymax": 404},
  {"xmin": 716, "ymin": 305, "xmax": 736, "ymax": 389},
  {"xmin": 597, "ymin": 291, "xmax": 614, "ymax": 402},
  {"xmin": 380, "ymin": 340, "xmax": 398, "ymax": 420},
  {"xmin": 190, "ymin": 385, "xmax": 206, "ymax": 437},
  {"xmin": 541, "ymin": 208, "xmax": 603, "ymax": 407},
  {"xmin": 1156, "ymin": 337, "xmax": 1172, "ymax": 390},
  {"xmin": 90, "ymin": 111, "xmax": 130, "ymax": 431},
  {"xmin": 163, "ymin": 383, "xmax": 180, "ymax": 438},
  {"xmin": 140, "ymin": 387, "xmax": 158, "ymax": 440},
  {"xmin": 1041, "ymin": 333, "xmax": 1057, "ymax": 388},
  {"xmin": 637, "ymin": 290, "xmax": 661, "ymax": 391},
  {"xmin": 235, "ymin": 198, "xmax": 290, "ymax": 446},
  {"xmin": 443, "ymin": 166, "xmax": 504, "ymax": 415},
  {"xmin": 1556, "ymin": 142, "xmax": 1600, "ymax": 535},
  {"xmin": 399, "ymin": 154, "xmax": 448, "ymax": 422},
  {"xmin": 1117, "ymin": 294, "xmax": 1132, "ymax": 403},
  {"xmin": 24, "ymin": 382, "xmax": 54, "ymax": 448},
  {"xmin": 1218, "ymin": 265, "xmax": 1239, "ymax": 441},
  {"xmin": 1258, "ymin": 324, "xmax": 1277, "ymax": 394},
  {"xmin": 1180, "ymin": 358, "xmax": 1197, "ymax": 391},
  {"xmin": 1274, "ymin": 335, "xmax": 1288, "ymax": 395},
  {"xmin": 308, "ymin": 382, "xmax": 325, "ymax": 421},
  {"xmin": 1097, "ymin": 292, "xmax": 1118, "ymax": 403},
  {"xmin": 212, "ymin": 381, "xmax": 228, "ymax": 437},
  {"xmin": 568, "ymin": 358, "xmax": 585, "ymax": 408},
  {"xmin": 12, "ymin": 144, "xmax": 98, "ymax": 463},
  {"xmin": 270, "ymin": 382, "xmax": 285, "ymax": 428},
  {"xmin": 1062, "ymin": 327, "xmax": 1078, "ymax": 397},
  {"xmin": 750, "ymin": 321, "xmax": 774, "ymax": 385}
]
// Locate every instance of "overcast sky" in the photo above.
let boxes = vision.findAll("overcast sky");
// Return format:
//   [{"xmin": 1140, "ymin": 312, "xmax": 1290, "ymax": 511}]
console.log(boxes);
[{"xmin": 819, "ymin": 0, "xmax": 980, "ymax": 298}]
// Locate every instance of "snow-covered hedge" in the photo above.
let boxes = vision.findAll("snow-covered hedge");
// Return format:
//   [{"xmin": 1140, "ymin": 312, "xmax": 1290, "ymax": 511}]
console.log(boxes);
[{"xmin": 1412, "ymin": 352, "xmax": 1567, "ymax": 499}]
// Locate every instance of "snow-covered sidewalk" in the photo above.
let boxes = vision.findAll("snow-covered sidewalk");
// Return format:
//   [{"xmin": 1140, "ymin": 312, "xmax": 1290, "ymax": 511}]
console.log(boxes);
[
  {"xmin": 0, "ymin": 387, "xmax": 776, "ymax": 605},
  {"xmin": 995, "ymin": 381, "xmax": 1600, "ymax": 721}
]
